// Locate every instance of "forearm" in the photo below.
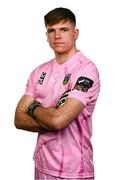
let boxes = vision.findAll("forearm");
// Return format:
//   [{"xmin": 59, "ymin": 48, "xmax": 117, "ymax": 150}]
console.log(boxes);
[
  {"xmin": 32, "ymin": 97, "xmax": 84, "ymax": 130},
  {"xmin": 33, "ymin": 106, "xmax": 57, "ymax": 130},
  {"xmin": 14, "ymin": 111, "xmax": 46, "ymax": 133}
]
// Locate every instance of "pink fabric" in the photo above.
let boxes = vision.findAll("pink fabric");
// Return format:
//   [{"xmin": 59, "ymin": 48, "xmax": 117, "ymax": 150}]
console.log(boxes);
[
  {"xmin": 25, "ymin": 51, "xmax": 100, "ymax": 179},
  {"xmin": 35, "ymin": 167, "xmax": 94, "ymax": 180}
]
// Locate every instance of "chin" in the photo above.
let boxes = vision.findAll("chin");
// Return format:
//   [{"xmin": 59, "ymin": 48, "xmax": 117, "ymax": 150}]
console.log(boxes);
[
  {"xmin": 55, "ymin": 50, "xmax": 68, "ymax": 54},
  {"xmin": 54, "ymin": 48, "xmax": 69, "ymax": 54}
]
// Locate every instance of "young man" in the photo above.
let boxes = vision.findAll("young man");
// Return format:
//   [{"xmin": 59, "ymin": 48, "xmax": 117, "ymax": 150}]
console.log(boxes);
[{"xmin": 14, "ymin": 7, "xmax": 100, "ymax": 180}]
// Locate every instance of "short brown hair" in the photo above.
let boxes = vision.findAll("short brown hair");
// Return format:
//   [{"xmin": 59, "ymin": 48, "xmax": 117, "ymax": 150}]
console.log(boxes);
[{"xmin": 44, "ymin": 7, "xmax": 76, "ymax": 27}]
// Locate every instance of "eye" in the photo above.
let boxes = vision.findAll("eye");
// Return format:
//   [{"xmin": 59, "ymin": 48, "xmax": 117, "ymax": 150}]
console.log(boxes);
[
  {"xmin": 47, "ymin": 29, "xmax": 55, "ymax": 33},
  {"xmin": 61, "ymin": 28, "xmax": 69, "ymax": 32}
]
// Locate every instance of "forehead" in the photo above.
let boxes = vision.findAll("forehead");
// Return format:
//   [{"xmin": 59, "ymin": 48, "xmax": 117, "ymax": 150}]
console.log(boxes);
[{"xmin": 47, "ymin": 20, "xmax": 74, "ymax": 29}]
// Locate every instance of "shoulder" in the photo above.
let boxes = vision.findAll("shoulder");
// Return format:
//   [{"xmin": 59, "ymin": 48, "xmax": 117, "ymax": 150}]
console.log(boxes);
[
  {"xmin": 35, "ymin": 58, "xmax": 54, "ymax": 71},
  {"xmin": 30, "ymin": 58, "xmax": 54, "ymax": 77},
  {"xmin": 79, "ymin": 51, "xmax": 100, "ymax": 78}
]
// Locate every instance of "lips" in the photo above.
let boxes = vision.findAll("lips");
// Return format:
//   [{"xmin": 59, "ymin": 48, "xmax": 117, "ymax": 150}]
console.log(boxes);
[{"xmin": 54, "ymin": 42, "xmax": 65, "ymax": 45}]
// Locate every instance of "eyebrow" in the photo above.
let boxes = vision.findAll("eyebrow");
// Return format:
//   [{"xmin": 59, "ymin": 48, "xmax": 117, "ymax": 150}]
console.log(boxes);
[{"xmin": 47, "ymin": 27, "xmax": 70, "ymax": 33}]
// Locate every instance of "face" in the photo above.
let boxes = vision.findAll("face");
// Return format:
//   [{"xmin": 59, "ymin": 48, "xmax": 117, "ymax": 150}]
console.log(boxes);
[{"xmin": 46, "ymin": 20, "xmax": 79, "ymax": 54}]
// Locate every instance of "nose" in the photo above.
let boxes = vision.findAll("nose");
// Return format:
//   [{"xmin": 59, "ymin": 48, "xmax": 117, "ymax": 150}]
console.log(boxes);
[{"xmin": 55, "ymin": 29, "xmax": 61, "ymax": 38}]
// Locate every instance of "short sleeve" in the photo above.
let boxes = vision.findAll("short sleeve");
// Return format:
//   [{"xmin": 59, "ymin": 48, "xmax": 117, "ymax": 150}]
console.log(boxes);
[
  {"xmin": 68, "ymin": 62, "xmax": 100, "ymax": 106},
  {"xmin": 24, "ymin": 70, "xmax": 37, "ymax": 97}
]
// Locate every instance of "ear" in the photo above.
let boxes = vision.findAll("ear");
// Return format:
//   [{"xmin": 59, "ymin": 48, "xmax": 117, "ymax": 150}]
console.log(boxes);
[
  {"xmin": 46, "ymin": 31, "xmax": 49, "ymax": 42},
  {"xmin": 74, "ymin": 28, "xmax": 79, "ymax": 40}
]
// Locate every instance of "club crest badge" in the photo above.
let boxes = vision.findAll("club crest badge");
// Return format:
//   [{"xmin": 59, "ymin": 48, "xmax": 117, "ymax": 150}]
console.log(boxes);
[{"xmin": 63, "ymin": 74, "xmax": 71, "ymax": 85}]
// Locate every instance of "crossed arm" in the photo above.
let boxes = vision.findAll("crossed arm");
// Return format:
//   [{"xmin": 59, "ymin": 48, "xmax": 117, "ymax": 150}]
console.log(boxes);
[{"xmin": 14, "ymin": 95, "xmax": 84, "ymax": 133}]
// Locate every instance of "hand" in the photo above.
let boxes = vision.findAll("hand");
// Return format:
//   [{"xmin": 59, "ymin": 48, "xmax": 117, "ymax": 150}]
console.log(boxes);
[
  {"xmin": 56, "ymin": 90, "xmax": 70, "ymax": 108},
  {"xmin": 27, "ymin": 100, "xmax": 41, "ymax": 119}
]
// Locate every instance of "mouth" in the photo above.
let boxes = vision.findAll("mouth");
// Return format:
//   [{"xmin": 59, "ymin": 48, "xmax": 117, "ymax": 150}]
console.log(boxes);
[{"xmin": 53, "ymin": 42, "xmax": 65, "ymax": 45}]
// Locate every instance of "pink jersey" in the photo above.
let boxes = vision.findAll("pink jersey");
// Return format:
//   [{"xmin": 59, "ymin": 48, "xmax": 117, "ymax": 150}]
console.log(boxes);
[{"xmin": 24, "ymin": 51, "xmax": 100, "ymax": 179}]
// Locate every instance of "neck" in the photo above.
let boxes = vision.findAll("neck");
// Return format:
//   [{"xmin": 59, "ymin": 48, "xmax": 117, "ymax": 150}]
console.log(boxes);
[{"xmin": 55, "ymin": 48, "xmax": 79, "ymax": 64}]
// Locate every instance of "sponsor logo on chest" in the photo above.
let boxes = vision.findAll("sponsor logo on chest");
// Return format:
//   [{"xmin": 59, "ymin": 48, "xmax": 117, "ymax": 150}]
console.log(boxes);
[{"xmin": 38, "ymin": 72, "xmax": 47, "ymax": 84}]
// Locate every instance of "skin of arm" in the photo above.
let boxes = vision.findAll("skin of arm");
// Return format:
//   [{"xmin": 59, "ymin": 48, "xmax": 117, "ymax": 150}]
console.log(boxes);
[
  {"xmin": 33, "ymin": 96, "xmax": 84, "ymax": 130},
  {"xmin": 14, "ymin": 95, "xmax": 84, "ymax": 132},
  {"xmin": 14, "ymin": 95, "xmax": 51, "ymax": 133}
]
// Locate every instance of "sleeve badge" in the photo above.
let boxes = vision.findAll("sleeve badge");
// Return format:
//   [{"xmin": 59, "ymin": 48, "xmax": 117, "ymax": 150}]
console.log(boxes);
[{"xmin": 74, "ymin": 76, "xmax": 94, "ymax": 92}]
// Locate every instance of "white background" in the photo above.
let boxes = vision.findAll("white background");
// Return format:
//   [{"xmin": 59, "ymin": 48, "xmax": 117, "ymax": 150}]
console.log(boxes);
[{"xmin": 0, "ymin": 0, "xmax": 117, "ymax": 179}]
